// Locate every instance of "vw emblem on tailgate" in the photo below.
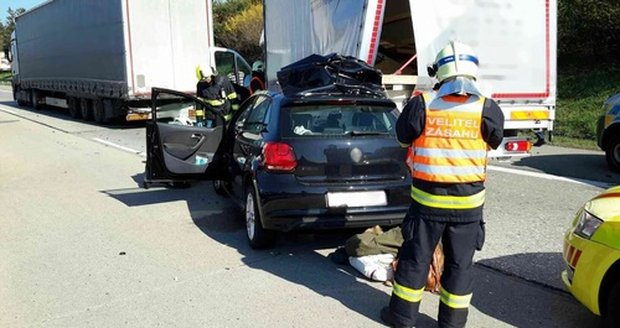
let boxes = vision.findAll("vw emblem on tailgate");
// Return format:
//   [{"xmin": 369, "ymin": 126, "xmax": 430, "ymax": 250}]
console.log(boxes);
[{"xmin": 350, "ymin": 147, "xmax": 363, "ymax": 163}]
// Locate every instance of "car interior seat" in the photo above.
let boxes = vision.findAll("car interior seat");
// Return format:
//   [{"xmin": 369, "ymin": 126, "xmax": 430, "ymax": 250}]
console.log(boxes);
[
  {"xmin": 292, "ymin": 113, "xmax": 313, "ymax": 128},
  {"xmin": 323, "ymin": 112, "xmax": 344, "ymax": 133},
  {"xmin": 353, "ymin": 112, "xmax": 377, "ymax": 130}
]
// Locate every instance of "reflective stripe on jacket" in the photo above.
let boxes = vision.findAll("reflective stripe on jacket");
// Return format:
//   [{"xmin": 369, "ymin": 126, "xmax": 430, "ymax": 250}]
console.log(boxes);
[{"xmin": 408, "ymin": 93, "xmax": 488, "ymax": 184}]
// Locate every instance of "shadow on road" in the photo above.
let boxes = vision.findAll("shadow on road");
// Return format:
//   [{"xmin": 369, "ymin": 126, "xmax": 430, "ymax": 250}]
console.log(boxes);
[
  {"xmin": 101, "ymin": 173, "xmax": 437, "ymax": 326},
  {"xmin": 103, "ymin": 174, "xmax": 598, "ymax": 327},
  {"xmin": 474, "ymin": 253, "xmax": 599, "ymax": 328},
  {"xmin": 510, "ymin": 153, "xmax": 620, "ymax": 186}
]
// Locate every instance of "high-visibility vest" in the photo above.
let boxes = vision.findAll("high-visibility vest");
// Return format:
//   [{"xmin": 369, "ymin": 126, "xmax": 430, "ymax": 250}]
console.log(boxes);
[{"xmin": 408, "ymin": 93, "xmax": 488, "ymax": 184}]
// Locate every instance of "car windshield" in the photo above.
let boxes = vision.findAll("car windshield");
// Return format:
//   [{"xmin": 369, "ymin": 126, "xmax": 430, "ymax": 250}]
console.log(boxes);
[{"xmin": 280, "ymin": 104, "xmax": 397, "ymax": 137}]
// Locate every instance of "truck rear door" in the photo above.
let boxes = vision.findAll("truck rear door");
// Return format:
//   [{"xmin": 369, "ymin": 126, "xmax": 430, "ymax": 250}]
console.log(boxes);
[{"xmin": 409, "ymin": 0, "xmax": 557, "ymax": 131}]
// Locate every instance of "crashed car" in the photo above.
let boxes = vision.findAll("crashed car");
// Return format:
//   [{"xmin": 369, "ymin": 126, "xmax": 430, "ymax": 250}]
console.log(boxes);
[
  {"xmin": 562, "ymin": 186, "xmax": 620, "ymax": 327},
  {"xmin": 597, "ymin": 93, "xmax": 620, "ymax": 172},
  {"xmin": 144, "ymin": 54, "xmax": 411, "ymax": 249},
  {"xmin": 144, "ymin": 86, "xmax": 411, "ymax": 249}
]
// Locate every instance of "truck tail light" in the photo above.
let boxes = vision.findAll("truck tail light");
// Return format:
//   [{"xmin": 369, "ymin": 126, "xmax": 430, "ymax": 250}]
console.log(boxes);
[
  {"xmin": 263, "ymin": 142, "xmax": 297, "ymax": 172},
  {"xmin": 505, "ymin": 140, "xmax": 531, "ymax": 152}
]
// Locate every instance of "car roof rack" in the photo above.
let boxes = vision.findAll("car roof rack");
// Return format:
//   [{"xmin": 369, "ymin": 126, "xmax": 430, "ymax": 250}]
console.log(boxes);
[{"xmin": 295, "ymin": 83, "xmax": 386, "ymax": 99}]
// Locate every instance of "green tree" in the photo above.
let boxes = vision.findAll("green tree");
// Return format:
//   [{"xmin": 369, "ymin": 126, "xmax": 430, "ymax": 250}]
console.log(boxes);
[
  {"xmin": 558, "ymin": 0, "xmax": 620, "ymax": 66},
  {"xmin": 213, "ymin": 0, "xmax": 263, "ymax": 62},
  {"xmin": 1, "ymin": 7, "xmax": 26, "ymax": 51}
]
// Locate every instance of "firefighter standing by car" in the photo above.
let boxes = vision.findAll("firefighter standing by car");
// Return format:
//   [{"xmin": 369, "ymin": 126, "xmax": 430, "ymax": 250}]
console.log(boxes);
[
  {"xmin": 195, "ymin": 66, "xmax": 240, "ymax": 122},
  {"xmin": 380, "ymin": 41, "xmax": 505, "ymax": 328},
  {"xmin": 249, "ymin": 60, "xmax": 266, "ymax": 95}
]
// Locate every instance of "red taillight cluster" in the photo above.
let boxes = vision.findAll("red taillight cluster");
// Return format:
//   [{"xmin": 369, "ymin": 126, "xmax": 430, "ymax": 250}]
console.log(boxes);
[
  {"xmin": 263, "ymin": 142, "xmax": 297, "ymax": 172},
  {"xmin": 504, "ymin": 140, "xmax": 531, "ymax": 152}
]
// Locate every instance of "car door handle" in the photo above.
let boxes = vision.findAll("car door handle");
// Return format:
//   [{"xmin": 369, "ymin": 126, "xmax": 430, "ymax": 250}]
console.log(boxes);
[{"xmin": 191, "ymin": 133, "xmax": 203, "ymax": 140}]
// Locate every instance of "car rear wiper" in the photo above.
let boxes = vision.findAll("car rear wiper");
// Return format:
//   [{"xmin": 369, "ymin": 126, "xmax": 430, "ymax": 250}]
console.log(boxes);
[{"xmin": 345, "ymin": 130, "xmax": 390, "ymax": 136}]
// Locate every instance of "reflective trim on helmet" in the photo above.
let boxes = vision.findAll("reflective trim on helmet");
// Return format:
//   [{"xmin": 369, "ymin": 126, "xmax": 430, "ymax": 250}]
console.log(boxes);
[
  {"xmin": 411, "ymin": 186, "xmax": 485, "ymax": 209},
  {"xmin": 437, "ymin": 54, "xmax": 479, "ymax": 67},
  {"xmin": 392, "ymin": 281, "xmax": 424, "ymax": 303},
  {"xmin": 439, "ymin": 287, "xmax": 472, "ymax": 309}
]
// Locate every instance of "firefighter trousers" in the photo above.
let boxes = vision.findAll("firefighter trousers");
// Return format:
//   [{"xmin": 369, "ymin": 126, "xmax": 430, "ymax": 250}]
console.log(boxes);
[{"xmin": 388, "ymin": 211, "xmax": 483, "ymax": 328}]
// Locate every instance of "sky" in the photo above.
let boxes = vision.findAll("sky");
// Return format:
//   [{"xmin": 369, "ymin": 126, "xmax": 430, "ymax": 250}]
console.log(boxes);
[{"xmin": 1, "ymin": 0, "xmax": 45, "ymax": 21}]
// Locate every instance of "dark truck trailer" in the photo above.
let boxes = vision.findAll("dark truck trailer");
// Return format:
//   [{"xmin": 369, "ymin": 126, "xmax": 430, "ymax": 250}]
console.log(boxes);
[{"xmin": 8, "ymin": 0, "xmax": 250, "ymax": 123}]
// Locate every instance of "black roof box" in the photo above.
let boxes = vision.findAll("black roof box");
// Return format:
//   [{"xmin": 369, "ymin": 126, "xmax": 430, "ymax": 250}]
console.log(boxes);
[{"xmin": 276, "ymin": 53, "xmax": 386, "ymax": 98}]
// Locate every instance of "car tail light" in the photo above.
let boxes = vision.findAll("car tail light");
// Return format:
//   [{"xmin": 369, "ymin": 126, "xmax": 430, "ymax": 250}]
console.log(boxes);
[
  {"xmin": 504, "ymin": 140, "xmax": 531, "ymax": 152},
  {"xmin": 263, "ymin": 142, "xmax": 297, "ymax": 172}
]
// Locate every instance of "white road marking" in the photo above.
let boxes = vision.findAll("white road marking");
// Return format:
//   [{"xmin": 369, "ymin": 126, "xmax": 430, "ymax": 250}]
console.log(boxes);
[
  {"xmin": 0, "ymin": 106, "xmax": 17, "ymax": 114},
  {"xmin": 92, "ymin": 138, "xmax": 145, "ymax": 157},
  {"xmin": 488, "ymin": 165, "xmax": 613, "ymax": 189}
]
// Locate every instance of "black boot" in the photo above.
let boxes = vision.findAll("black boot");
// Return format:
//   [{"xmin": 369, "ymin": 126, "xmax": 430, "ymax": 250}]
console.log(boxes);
[{"xmin": 380, "ymin": 307, "xmax": 414, "ymax": 328}]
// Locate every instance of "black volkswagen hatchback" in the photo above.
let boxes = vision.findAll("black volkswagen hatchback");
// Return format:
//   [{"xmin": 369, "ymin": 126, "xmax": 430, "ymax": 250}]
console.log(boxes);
[{"xmin": 145, "ymin": 87, "xmax": 411, "ymax": 248}]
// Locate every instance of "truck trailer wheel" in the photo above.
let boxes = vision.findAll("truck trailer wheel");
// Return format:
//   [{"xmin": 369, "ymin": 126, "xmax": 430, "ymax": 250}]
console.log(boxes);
[
  {"xmin": 93, "ymin": 99, "xmax": 107, "ymax": 124},
  {"xmin": 67, "ymin": 97, "xmax": 82, "ymax": 119},
  {"xmin": 15, "ymin": 87, "xmax": 27, "ymax": 107},
  {"xmin": 80, "ymin": 98, "xmax": 93, "ymax": 121},
  {"xmin": 605, "ymin": 135, "xmax": 620, "ymax": 172},
  {"xmin": 30, "ymin": 90, "xmax": 42, "ymax": 110}
]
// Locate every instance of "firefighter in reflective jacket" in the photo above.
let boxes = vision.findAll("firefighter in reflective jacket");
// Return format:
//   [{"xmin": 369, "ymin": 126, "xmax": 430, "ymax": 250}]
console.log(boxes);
[
  {"xmin": 195, "ymin": 66, "xmax": 240, "ymax": 121},
  {"xmin": 380, "ymin": 41, "xmax": 504, "ymax": 328},
  {"xmin": 249, "ymin": 60, "xmax": 266, "ymax": 95}
]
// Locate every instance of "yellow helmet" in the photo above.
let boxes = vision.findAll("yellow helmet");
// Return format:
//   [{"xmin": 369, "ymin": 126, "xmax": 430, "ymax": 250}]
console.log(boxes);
[
  {"xmin": 430, "ymin": 41, "xmax": 479, "ymax": 82},
  {"xmin": 195, "ymin": 65, "xmax": 215, "ymax": 81}
]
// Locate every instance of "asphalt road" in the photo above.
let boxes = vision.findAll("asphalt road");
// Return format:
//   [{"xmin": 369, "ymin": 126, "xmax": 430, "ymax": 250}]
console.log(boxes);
[{"xmin": 1, "ymin": 86, "xmax": 618, "ymax": 327}]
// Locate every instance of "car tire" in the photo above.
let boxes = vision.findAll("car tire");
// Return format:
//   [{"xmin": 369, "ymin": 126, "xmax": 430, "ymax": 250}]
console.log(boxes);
[
  {"xmin": 213, "ymin": 180, "xmax": 229, "ymax": 197},
  {"xmin": 603, "ymin": 280, "xmax": 620, "ymax": 328},
  {"xmin": 245, "ymin": 188, "xmax": 276, "ymax": 249},
  {"xmin": 605, "ymin": 135, "xmax": 620, "ymax": 172},
  {"xmin": 67, "ymin": 97, "xmax": 82, "ymax": 119}
]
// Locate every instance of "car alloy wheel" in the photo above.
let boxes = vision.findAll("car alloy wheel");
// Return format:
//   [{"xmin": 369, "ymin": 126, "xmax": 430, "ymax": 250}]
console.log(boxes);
[
  {"xmin": 244, "ymin": 188, "xmax": 276, "ymax": 249},
  {"xmin": 246, "ymin": 192, "xmax": 256, "ymax": 241}
]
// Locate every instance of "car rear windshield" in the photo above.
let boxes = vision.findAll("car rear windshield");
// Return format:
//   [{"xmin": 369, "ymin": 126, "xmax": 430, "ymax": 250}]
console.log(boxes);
[{"xmin": 280, "ymin": 104, "xmax": 397, "ymax": 138}]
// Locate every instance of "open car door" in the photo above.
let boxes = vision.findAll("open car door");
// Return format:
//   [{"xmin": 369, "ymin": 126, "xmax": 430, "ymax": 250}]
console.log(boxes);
[{"xmin": 144, "ymin": 88, "xmax": 227, "ymax": 188}]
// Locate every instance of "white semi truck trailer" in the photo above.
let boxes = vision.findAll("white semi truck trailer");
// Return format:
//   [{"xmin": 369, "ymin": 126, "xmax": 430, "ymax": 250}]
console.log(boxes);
[
  {"xmin": 263, "ymin": 0, "xmax": 557, "ymax": 156},
  {"xmin": 7, "ymin": 0, "xmax": 251, "ymax": 123}
]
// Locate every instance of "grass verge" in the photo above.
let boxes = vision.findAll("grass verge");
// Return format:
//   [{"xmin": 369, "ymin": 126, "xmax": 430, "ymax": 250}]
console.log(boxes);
[
  {"xmin": 555, "ymin": 65, "xmax": 620, "ymax": 141},
  {"xmin": 0, "ymin": 71, "xmax": 11, "ymax": 84},
  {"xmin": 549, "ymin": 135, "xmax": 599, "ymax": 151}
]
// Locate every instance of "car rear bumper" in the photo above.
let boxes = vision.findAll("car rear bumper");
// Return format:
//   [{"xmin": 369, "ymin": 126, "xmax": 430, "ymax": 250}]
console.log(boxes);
[
  {"xmin": 255, "ymin": 172, "xmax": 410, "ymax": 231},
  {"xmin": 262, "ymin": 206, "xmax": 407, "ymax": 231}
]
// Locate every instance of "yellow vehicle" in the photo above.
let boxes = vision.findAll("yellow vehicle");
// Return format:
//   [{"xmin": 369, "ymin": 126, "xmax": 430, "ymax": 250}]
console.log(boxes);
[{"xmin": 562, "ymin": 186, "xmax": 620, "ymax": 327}]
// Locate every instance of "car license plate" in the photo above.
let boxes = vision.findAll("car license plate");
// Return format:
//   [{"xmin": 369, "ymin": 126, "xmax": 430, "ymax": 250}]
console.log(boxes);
[{"xmin": 326, "ymin": 191, "xmax": 387, "ymax": 208}]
